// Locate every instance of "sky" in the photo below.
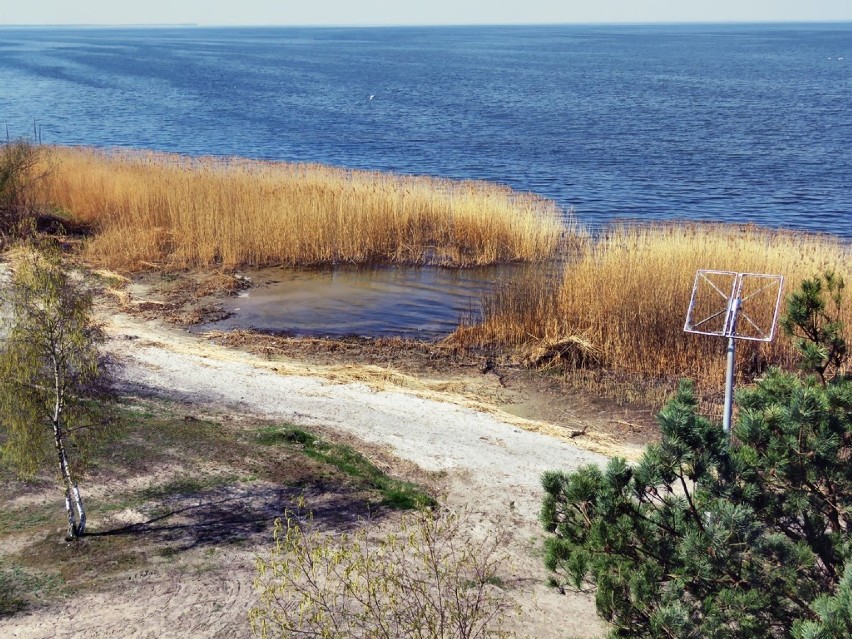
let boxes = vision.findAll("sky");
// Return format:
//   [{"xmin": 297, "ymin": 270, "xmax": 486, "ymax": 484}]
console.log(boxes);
[{"xmin": 1, "ymin": 0, "xmax": 851, "ymax": 27}]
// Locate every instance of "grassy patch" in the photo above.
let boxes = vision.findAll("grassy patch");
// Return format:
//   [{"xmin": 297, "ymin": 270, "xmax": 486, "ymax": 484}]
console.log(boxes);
[
  {"xmin": 0, "ymin": 502, "xmax": 60, "ymax": 536},
  {"xmin": 258, "ymin": 426, "xmax": 434, "ymax": 510},
  {"xmin": 0, "ymin": 560, "xmax": 65, "ymax": 617},
  {"xmin": 89, "ymin": 402, "xmax": 233, "ymax": 477},
  {"xmin": 19, "ymin": 533, "xmax": 144, "ymax": 589},
  {"xmin": 137, "ymin": 474, "xmax": 240, "ymax": 502},
  {"xmin": 0, "ymin": 401, "xmax": 433, "ymax": 619},
  {"xmin": 76, "ymin": 472, "xmax": 245, "ymax": 526}
]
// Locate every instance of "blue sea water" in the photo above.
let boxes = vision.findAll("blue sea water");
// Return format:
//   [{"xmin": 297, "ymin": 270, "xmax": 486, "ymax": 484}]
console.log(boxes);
[{"xmin": 0, "ymin": 23, "xmax": 850, "ymax": 237}]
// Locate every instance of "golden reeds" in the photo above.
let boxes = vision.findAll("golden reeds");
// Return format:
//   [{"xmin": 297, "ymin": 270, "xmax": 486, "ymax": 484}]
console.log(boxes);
[
  {"xmin": 459, "ymin": 223, "xmax": 852, "ymax": 404},
  {"xmin": 35, "ymin": 147, "xmax": 851, "ymax": 407},
  {"xmin": 41, "ymin": 147, "xmax": 568, "ymax": 271}
]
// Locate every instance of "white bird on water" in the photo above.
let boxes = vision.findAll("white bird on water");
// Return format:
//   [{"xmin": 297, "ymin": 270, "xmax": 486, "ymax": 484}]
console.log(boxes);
[{"xmin": 368, "ymin": 94, "xmax": 375, "ymax": 101}]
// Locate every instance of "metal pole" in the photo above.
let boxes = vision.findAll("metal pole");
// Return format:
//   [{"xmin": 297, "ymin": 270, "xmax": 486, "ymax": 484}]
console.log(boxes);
[
  {"xmin": 722, "ymin": 335, "xmax": 736, "ymax": 435},
  {"xmin": 722, "ymin": 296, "xmax": 741, "ymax": 436}
]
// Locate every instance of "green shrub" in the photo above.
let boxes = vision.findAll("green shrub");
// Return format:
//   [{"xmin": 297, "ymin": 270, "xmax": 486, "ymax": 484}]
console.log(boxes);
[
  {"xmin": 250, "ymin": 505, "xmax": 517, "ymax": 638},
  {"xmin": 540, "ymin": 274, "xmax": 851, "ymax": 638},
  {"xmin": 0, "ymin": 140, "xmax": 44, "ymax": 243}
]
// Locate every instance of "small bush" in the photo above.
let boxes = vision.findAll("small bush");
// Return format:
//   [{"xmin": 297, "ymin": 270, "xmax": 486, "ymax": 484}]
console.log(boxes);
[
  {"xmin": 0, "ymin": 140, "xmax": 45, "ymax": 243},
  {"xmin": 250, "ymin": 505, "xmax": 517, "ymax": 639}
]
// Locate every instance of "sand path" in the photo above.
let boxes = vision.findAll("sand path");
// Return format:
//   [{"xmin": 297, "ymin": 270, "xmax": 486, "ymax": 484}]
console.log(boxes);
[{"xmin": 3, "ymin": 311, "xmax": 609, "ymax": 638}]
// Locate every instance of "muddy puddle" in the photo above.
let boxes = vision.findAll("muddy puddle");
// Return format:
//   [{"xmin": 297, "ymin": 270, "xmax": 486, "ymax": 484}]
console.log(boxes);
[{"xmin": 195, "ymin": 263, "xmax": 538, "ymax": 340}]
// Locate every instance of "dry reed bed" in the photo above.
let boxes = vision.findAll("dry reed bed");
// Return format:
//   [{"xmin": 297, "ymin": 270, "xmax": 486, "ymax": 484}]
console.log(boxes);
[
  {"xmin": 36, "ymin": 147, "xmax": 850, "ymax": 407},
  {"xmin": 41, "ymin": 147, "xmax": 568, "ymax": 270},
  {"xmin": 456, "ymin": 223, "xmax": 852, "ymax": 404}
]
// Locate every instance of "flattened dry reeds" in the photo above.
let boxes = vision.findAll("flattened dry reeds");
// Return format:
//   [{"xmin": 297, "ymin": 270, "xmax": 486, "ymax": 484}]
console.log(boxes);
[
  {"xmin": 41, "ymin": 147, "xmax": 569, "ymax": 271},
  {"xmin": 459, "ymin": 223, "xmax": 852, "ymax": 402}
]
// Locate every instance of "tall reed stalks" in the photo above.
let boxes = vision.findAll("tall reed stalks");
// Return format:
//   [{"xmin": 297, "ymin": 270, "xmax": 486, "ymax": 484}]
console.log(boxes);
[
  {"xmin": 458, "ymin": 223, "xmax": 851, "ymax": 406},
  {"xmin": 41, "ymin": 147, "xmax": 569, "ymax": 270}
]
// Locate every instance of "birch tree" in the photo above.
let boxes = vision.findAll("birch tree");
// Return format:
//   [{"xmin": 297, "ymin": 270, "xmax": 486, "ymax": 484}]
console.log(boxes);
[{"xmin": 0, "ymin": 248, "xmax": 111, "ymax": 539}]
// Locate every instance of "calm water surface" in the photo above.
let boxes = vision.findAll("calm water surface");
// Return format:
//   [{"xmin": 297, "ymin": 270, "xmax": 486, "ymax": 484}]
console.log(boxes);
[
  {"xmin": 1, "ymin": 24, "xmax": 850, "ymax": 336},
  {"xmin": 196, "ymin": 264, "xmax": 532, "ymax": 339},
  {"xmin": 1, "ymin": 23, "xmax": 850, "ymax": 236}
]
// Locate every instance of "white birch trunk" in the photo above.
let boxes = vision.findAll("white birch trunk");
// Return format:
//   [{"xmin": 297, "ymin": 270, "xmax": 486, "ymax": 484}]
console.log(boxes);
[
  {"xmin": 53, "ymin": 355, "xmax": 83, "ymax": 538},
  {"xmin": 72, "ymin": 482, "xmax": 86, "ymax": 536},
  {"xmin": 63, "ymin": 489, "xmax": 76, "ymax": 540},
  {"xmin": 54, "ymin": 421, "xmax": 80, "ymax": 538}
]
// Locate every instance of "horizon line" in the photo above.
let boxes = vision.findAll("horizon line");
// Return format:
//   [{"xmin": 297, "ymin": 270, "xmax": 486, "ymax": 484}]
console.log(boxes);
[{"xmin": 1, "ymin": 19, "xmax": 851, "ymax": 29}]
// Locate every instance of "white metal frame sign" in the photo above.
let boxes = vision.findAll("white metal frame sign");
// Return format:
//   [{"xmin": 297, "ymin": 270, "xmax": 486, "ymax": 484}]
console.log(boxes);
[
  {"xmin": 684, "ymin": 269, "xmax": 784, "ymax": 436},
  {"xmin": 684, "ymin": 270, "xmax": 785, "ymax": 343}
]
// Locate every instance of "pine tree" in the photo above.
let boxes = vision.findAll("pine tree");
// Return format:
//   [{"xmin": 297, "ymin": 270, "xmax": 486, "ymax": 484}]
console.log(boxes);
[
  {"xmin": 541, "ymin": 273, "xmax": 851, "ymax": 638},
  {"xmin": 781, "ymin": 271, "xmax": 847, "ymax": 383},
  {"xmin": 793, "ymin": 561, "xmax": 852, "ymax": 639}
]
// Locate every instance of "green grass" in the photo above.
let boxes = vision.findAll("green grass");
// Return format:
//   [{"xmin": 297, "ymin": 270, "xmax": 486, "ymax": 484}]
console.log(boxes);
[
  {"xmin": 0, "ymin": 560, "xmax": 64, "ymax": 617},
  {"xmin": 137, "ymin": 474, "xmax": 240, "ymax": 501},
  {"xmin": 0, "ymin": 402, "xmax": 436, "ymax": 621},
  {"xmin": 73, "ymin": 473, "xmax": 246, "ymax": 527},
  {"xmin": 0, "ymin": 503, "xmax": 59, "ymax": 536},
  {"xmin": 18, "ymin": 532, "xmax": 145, "ymax": 591},
  {"xmin": 95, "ymin": 403, "xmax": 227, "ymax": 465},
  {"xmin": 257, "ymin": 426, "xmax": 434, "ymax": 510}
]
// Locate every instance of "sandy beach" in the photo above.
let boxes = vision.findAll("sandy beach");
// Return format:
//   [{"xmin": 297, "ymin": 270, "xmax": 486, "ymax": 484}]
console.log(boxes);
[{"xmin": 1, "ymin": 290, "xmax": 623, "ymax": 638}]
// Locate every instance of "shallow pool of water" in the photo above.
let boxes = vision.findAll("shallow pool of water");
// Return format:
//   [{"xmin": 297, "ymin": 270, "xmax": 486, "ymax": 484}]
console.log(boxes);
[{"xmin": 197, "ymin": 264, "xmax": 535, "ymax": 340}]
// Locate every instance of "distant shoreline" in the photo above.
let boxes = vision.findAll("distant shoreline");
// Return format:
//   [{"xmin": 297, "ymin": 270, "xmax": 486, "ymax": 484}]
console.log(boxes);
[{"xmin": 1, "ymin": 20, "xmax": 850, "ymax": 29}]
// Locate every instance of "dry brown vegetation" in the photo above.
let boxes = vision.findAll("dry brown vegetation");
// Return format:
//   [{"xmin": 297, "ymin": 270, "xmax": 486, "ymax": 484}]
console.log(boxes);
[
  {"xmin": 455, "ymin": 223, "xmax": 852, "ymax": 408},
  {"xmin": 27, "ymin": 146, "xmax": 852, "ymax": 408},
  {"xmin": 41, "ymin": 146, "xmax": 568, "ymax": 271}
]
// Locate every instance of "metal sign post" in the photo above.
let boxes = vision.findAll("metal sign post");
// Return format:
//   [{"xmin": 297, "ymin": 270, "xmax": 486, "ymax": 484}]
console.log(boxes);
[
  {"xmin": 684, "ymin": 270, "xmax": 784, "ymax": 436},
  {"xmin": 721, "ymin": 295, "xmax": 740, "ymax": 434}
]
